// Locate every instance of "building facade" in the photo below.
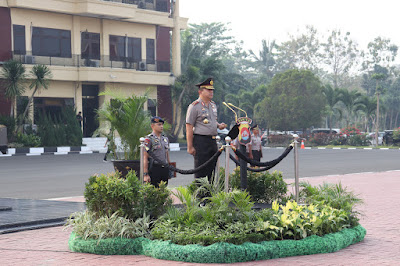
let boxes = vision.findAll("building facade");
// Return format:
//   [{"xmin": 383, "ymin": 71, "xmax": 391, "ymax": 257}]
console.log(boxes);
[{"xmin": 0, "ymin": 0, "xmax": 187, "ymax": 137}]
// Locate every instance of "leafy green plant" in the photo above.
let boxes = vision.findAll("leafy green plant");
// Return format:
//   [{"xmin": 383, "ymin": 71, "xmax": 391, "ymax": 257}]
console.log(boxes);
[
  {"xmin": 65, "ymin": 211, "xmax": 152, "ymax": 241},
  {"xmin": 229, "ymin": 168, "xmax": 288, "ymax": 203},
  {"xmin": 0, "ymin": 115, "xmax": 16, "ymax": 142},
  {"xmin": 15, "ymin": 132, "xmax": 41, "ymax": 147},
  {"xmin": 97, "ymin": 89, "xmax": 152, "ymax": 160},
  {"xmin": 36, "ymin": 106, "xmax": 82, "ymax": 147},
  {"xmin": 152, "ymin": 199, "xmax": 355, "ymax": 245},
  {"xmin": 298, "ymin": 181, "xmax": 362, "ymax": 226},
  {"xmin": 84, "ymin": 171, "xmax": 172, "ymax": 220}
]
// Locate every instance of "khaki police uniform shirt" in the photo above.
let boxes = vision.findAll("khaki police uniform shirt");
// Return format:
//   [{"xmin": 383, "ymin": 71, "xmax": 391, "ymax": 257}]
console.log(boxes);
[
  {"xmin": 232, "ymin": 138, "xmax": 251, "ymax": 153},
  {"xmin": 186, "ymin": 98, "xmax": 218, "ymax": 136},
  {"xmin": 251, "ymin": 134, "xmax": 262, "ymax": 151},
  {"xmin": 144, "ymin": 132, "xmax": 169, "ymax": 164}
]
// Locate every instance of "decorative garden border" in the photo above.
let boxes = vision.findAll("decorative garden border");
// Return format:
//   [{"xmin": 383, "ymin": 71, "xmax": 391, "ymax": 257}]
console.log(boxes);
[{"xmin": 69, "ymin": 225, "xmax": 366, "ymax": 263}]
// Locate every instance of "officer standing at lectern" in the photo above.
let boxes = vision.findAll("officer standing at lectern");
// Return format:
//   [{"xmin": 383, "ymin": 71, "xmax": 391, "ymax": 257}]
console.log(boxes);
[
  {"xmin": 143, "ymin": 116, "xmax": 171, "ymax": 187},
  {"xmin": 186, "ymin": 78, "xmax": 227, "ymax": 182}
]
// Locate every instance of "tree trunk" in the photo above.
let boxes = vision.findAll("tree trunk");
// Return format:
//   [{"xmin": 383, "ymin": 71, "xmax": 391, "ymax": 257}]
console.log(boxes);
[
  {"xmin": 172, "ymin": 84, "xmax": 189, "ymax": 139},
  {"xmin": 21, "ymin": 86, "xmax": 38, "ymax": 127}
]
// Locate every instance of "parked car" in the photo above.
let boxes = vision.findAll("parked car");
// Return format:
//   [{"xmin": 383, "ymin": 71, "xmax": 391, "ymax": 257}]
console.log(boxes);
[
  {"xmin": 382, "ymin": 130, "xmax": 400, "ymax": 145},
  {"xmin": 311, "ymin": 128, "xmax": 340, "ymax": 134},
  {"xmin": 217, "ymin": 128, "xmax": 229, "ymax": 145},
  {"xmin": 368, "ymin": 132, "xmax": 384, "ymax": 146}
]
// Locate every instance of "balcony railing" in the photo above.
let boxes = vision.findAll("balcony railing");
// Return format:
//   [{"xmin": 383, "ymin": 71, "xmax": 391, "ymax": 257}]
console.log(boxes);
[
  {"xmin": 101, "ymin": 0, "xmax": 170, "ymax": 13},
  {"xmin": 12, "ymin": 52, "xmax": 171, "ymax": 73}
]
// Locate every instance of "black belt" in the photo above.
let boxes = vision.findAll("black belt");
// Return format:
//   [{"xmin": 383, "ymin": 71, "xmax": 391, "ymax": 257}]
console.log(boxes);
[{"xmin": 194, "ymin": 134, "xmax": 217, "ymax": 139}]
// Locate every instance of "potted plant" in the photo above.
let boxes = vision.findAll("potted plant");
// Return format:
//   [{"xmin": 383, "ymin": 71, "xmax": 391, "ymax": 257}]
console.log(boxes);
[{"xmin": 97, "ymin": 90, "xmax": 152, "ymax": 177}]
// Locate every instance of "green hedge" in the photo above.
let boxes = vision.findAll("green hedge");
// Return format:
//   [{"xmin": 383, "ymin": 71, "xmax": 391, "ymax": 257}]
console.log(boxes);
[{"xmin": 69, "ymin": 225, "xmax": 366, "ymax": 263}]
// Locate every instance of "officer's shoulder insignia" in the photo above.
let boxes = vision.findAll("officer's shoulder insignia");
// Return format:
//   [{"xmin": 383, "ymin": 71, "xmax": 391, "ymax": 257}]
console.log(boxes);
[
  {"xmin": 144, "ymin": 137, "xmax": 151, "ymax": 150},
  {"xmin": 211, "ymin": 100, "xmax": 216, "ymax": 104},
  {"xmin": 191, "ymin": 100, "xmax": 199, "ymax": 106}
]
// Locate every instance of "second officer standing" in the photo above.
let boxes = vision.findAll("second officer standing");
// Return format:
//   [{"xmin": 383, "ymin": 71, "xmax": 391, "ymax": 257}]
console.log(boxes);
[
  {"xmin": 143, "ymin": 116, "xmax": 171, "ymax": 187},
  {"xmin": 186, "ymin": 78, "xmax": 227, "ymax": 182}
]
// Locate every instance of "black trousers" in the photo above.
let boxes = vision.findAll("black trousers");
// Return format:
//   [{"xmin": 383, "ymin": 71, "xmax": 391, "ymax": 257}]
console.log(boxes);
[
  {"xmin": 193, "ymin": 134, "xmax": 218, "ymax": 181},
  {"xmin": 149, "ymin": 164, "xmax": 169, "ymax": 187},
  {"xmin": 252, "ymin": 150, "xmax": 262, "ymax": 162}
]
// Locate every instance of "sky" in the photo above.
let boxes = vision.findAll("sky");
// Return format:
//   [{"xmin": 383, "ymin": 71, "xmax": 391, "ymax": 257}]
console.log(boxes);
[{"xmin": 180, "ymin": 0, "xmax": 400, "ymax": 54}]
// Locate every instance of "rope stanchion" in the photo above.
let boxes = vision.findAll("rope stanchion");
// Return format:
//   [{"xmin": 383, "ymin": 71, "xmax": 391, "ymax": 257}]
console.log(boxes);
[
  {"xmin": 146, "ymin": 147, "xmax": 225, "ymax": 175},
  {"xmin": 232, "ymin": 144, "xmax": 293, "ymax": 168}
]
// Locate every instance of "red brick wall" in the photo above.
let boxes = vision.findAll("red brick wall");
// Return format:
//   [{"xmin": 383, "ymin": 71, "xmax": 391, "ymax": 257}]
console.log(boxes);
[
  {"xmin": 156, "ymin": 26, "xmax": 172, "ymax": 123},
  {"xmin": 157, "ymin": 85, "xmax": 172, "ymax": 123},
  {"xmin": 0, "ymin": 7, "xmax": 12, "ymax": 61},
  {"xmin": 0, "ymin": 7, "xmax": 12, "ymax": 116}
]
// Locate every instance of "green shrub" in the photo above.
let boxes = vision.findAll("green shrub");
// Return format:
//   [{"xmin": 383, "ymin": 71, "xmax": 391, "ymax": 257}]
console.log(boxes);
[
  {"xmin": 348, "ymin": 134, "xmax": 369, "ymax": 146},
  {"xmin": 229, "ymin": 168, "xmax": 288, "ymax": 203},
  {"xmin": 0, "ymin": 115, "xmax": 16, "ymax": 142},
  {"xmin": 84, "ymin": 171, "xmax": 172, "ymax": 220},
  {"xmin": 151, "ymin": 200, "xmax": 354, "ymax": 245},
  {"xmin": 36, "ymin": 106, "xmax": 82, "ymax": 147},
  {"xmin": 298, "ymin": 181, "xmax": 362, "ymax": 226},
  {"xmin": 65, "ymin": 211, "xmax": 152, "ymax": 241},
  {"xmin": 15, "ymin": 132, "xmax": 41, "ymax": 147}
]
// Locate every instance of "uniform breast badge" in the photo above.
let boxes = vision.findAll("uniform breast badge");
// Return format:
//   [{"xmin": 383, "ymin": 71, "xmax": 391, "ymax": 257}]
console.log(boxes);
[{"xmin": 203, "ymin": 118, "xmax": 209, "ymax": 124}]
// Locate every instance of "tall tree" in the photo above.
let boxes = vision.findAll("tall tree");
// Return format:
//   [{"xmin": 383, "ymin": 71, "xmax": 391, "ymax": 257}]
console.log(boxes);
[
  {"xmin": 362, "ymin": 37, "xmax": 398, "ymax": 73},
  {"xmin": 0, "ymin": 60, "xmax": 26, "ymax": 118},
  {"xmin": 323, "ymin": 84, "xmax": 342, "ymax": 131},
  {"xmin": 275, "ymin": 25, "xmax": 321, "ymax": 72},
  {"xmin": 249, "ymin": 39, "xmax": 277, "ymax": 77},
  {"xmin": 371, "ymin": 73, "xmax": 386, "ymax": 145},
  {"xmin": 171, "ymin": 23, "xmax": 236, "ymax": 139},
  {"xmin": 355, "ymin": 95, "xmax": 376, "ymax": 132},
  {"xmin": 21, "ymin": 64, "xmax": 52, "ymax": 125},
  {"xmin": 255, "ymin": 69, "xmax": 325, "ymax": 131},
  {"xmin": 338, "ymin": 88, "xmax": 363, "ymax": 127},
  {"xmin": 321, "ymin": 29, "xmax": 359, "ymax": 89}
]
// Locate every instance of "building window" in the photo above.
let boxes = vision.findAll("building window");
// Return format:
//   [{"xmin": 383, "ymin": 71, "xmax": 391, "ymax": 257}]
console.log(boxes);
[
  {"xmin": 146, "ymin": 38, "xmax": 155, "ymax": 64},
  {"xmin": 13, "ymin": 25, "xmax": 26, "ymax": 55},
  {"xmin": 128, "ymin": 37, "xmax": 141, "ymax": 62},
  {"xmin": 110, "ymin": 35, "xmax": 141, "ymax": 62},
  {"xmin": 109, "ymin": 35, "xmax": 125, "ymax": 61},
  {"xmin": 81, "ymin": 32, "xmax": 100, "ymax": 60},
  {"xmin": 32, "ymin": 27, "xmax": 71, "ymax": 58}
]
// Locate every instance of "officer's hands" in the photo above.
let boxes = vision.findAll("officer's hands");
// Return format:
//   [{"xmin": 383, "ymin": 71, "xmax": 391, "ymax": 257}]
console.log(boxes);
[
  {"xmin": 144, "ymin": 174, "xmax": 151, "ymax": 183},
  {"xmin": 187, "ymin": 146, "xmax": 196, "ymax": 156},
  {"xmin": 218, "ymin": 123, "xmax": 227, "ymax": 130}
]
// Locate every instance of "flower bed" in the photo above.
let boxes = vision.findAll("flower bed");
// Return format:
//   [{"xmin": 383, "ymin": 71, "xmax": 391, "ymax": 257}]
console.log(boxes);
[
  {"xmin": 69, "ymin": 225, "xmax": 366, "ymax": 263},
  {"xmin": 67, "ymin": 171, "xmax": 365, "ymax": 263}
]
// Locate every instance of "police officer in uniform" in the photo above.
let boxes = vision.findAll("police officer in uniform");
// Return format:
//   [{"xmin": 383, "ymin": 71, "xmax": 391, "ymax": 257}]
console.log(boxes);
[
  {"xmin": 250, "ymin": 124, "xmax": 263, "ymax": 163},
  {"xmin": 143, "ymin": 116, "xmax": 171, "ymax": 187},
  {"xmin": 186, "ymin": 78, "xmax": 227, "ymax": 182}
]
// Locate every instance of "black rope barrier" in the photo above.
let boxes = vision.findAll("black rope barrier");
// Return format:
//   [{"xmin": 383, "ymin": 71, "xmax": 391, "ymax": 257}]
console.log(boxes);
[
  {"xmin": 232, "ymin": 144, "xmax": 293, "ymax": 167},
  {"xmin": 146, "ymin": 147, "xmax": 224, "ymax": 175},
  {"xmin": 229, "ymin": 154, "xmax": 279, "ymax": 172}
]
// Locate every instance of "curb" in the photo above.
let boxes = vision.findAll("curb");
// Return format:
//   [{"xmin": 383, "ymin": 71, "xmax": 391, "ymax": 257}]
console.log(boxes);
[
  {"xmin": 265, "ymin": 146, "xmax": 400, "ymax": 150},
  {"xmin": 0, "ymin": 144, "xmax": 188, "ymax": 158},
  {"xmin": 0, "ymin": 146, "xmax": 100, "ymax": 157}
]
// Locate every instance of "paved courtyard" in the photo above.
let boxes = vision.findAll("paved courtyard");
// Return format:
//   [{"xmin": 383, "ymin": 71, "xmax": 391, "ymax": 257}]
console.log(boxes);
[{"xmin": 1, "ymin": 170, "xmax": 400, "ymax": 265}]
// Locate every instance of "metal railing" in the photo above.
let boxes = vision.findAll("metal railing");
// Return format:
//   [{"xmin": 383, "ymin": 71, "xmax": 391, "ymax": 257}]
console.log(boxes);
[{"xmin": 12, "ymin": 52, "xmax": 171, "ymax": 72}]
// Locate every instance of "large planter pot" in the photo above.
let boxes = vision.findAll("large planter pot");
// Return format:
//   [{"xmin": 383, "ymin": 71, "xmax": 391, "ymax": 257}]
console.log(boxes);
[{"xmin": 112, "ymin": 160, "xmax": 140, "ymax": 178}]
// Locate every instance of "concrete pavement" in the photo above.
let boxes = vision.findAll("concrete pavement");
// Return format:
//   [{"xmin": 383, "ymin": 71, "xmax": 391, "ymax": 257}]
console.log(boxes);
[{"xmin": 1, "ymin": 170, "xmax": 400, "ymax": 265}]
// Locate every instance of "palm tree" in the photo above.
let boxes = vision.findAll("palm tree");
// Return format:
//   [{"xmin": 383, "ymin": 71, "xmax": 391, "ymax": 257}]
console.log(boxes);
[
  {"xmin": 0, "ymin": 60, "xmax": 26, "ymax": 118},
  {"xmin": 323, "ymin": 84, "xmax": 342, "ymax": 131},
  {"xmin": 249, "ymin": 39, "xmax": 276, "ymax": 77},
  {"xmin": 338, "ymin": 88, "xmax": 363, "ymax": 127},
  {"xmin": 21, "ymin": 64, "xmax": 52, "ymax": 125},
  {"xmin": 355, "ymin": 95, "xmax": 376, "ymax": 132}
]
